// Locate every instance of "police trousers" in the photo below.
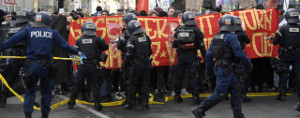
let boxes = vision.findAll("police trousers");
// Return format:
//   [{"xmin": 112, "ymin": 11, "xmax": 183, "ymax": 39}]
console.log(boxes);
[
  {"xmin": 128, "ymin": 61, "xmax": 151, "ymax": 104},
  {"xmin": 24, "ymin": 62, "xmax": 53, "ymax": 115},
  {"xmin": 200, "ymin": 66, "xmax": 241, "ymax": 112},
  {"xmin": 279, "ymin": 51, "xmax": 300, "ymax": 98},
  {"xmin": 175, "ymin": 52, "xmax": 200, "ymax": 96},
  {"xmin": 70, "ymin": 64, "xmax": 104, "ymax": 102}
]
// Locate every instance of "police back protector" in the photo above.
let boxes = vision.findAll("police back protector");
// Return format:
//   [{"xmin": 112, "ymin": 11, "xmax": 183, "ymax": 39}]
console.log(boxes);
[
  {"xmin": 134, "ymin": 35, "xmax": 151, "ymax": 63},
  {"xmin": 211, "ymin": 33, "xmax": 232, "ymax": 59},
  {"xmin": 283, "ymin": 24, "xmax": 300, "ymax": 48},
  {"xmin": 176, "ymin": 26, "xmax": 195, "ymax": 44},
  {"xmin": 78, "ymin": 37, "xmax": 101, "ymax": 60}
]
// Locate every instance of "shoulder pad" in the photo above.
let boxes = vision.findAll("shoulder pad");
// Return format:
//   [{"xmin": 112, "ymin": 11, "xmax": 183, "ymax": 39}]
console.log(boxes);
[{"xmin": 177, "ymin": 27, "xmax": 194, "ymax": 32}]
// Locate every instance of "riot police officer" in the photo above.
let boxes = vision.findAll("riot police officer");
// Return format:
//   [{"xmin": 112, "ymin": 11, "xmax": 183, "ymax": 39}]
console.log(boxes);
[
  {"xmin": 191, "ymin": 14, "xmax": 252, "ymax": 118},
  {"xmin": 273, "ymin": 8, "xmax": 300, "ymax": 111},
  {"xmin": 172, "ymin": 11, "xmax": 206, "ymax": 104},
  {"xmin": 0, "ymin": 8, "xmax": 7, "ymax": 108},
  {"xmin": 233, "ymin": 16, "xmax": 251, "ymax": 102},
  {"xmin": 1, "ymin": 9, "xmax": 41, "ymax": 108},
  {"xmin": 68, "ymin": 21, "xmax": 109, "ymax": 111},
  {"xmin": 117, "ymin": 13, "xmax": 137, "ymax": 105},
  {"xmin": 124, "ymin": 20, "xmax": 152, "ymax": 110},
  {"xmin": 0, "ymin": 11, "xmax": 79, "ymax": 118}
]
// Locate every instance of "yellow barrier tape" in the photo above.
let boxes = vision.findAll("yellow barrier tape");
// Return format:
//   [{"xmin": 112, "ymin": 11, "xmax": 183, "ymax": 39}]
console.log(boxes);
[
  {"xmin": 0, "ymin": 74, "xmax": 41, "ymax": 110},
  {"xmin": 51, "ymin": 98, "xmax": 70, "ymax": 110},
  {"xmin": 0, "ymin": 56, "xmax": 82, "ymax": 65},
  {"xmin": 0, "ymin": 72, "xmax": 294, "ymax": 110}
]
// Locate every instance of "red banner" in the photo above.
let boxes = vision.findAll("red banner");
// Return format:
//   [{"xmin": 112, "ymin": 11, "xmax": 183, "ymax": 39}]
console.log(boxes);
[{"xmin": 68, "ymin": 8, "xmax": 280, "ymax": 69}]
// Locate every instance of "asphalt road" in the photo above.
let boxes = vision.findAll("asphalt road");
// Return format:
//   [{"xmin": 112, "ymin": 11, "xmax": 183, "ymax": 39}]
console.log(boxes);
[{"xmin": 1, "ymin": 92, "xmax": 300, "ymax": 118}]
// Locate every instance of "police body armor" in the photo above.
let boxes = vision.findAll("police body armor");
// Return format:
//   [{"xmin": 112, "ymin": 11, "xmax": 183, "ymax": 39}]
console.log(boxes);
[
  {"xmin": 131, "ymin": 34, "xmax": 151, "ymax": 63},
  {"xmin": 211, "ymin": 33, "xmax": 232, "ymax": 59},
  {"xmin": 77, "ymin": 36, "xmax": 102, "ymax": 64},
  {"xmin": 176, "ymin": 26, "xmax": 196, "ymax": 49},
  {"xmin": 282, "ymin": 24, "xmax": 300, "ymax": 48}
]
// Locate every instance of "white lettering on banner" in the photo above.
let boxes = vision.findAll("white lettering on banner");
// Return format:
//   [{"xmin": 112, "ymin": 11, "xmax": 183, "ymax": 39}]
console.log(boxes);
[{"xmin": 30, "ymin": 31, "xmax": 53, "ymax": 38}]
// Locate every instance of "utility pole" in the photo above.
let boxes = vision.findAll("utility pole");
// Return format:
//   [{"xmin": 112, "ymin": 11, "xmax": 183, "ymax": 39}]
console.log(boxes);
[{"xmin": 58, "ymin": 0, "xmax": 64, "ymax": 9}]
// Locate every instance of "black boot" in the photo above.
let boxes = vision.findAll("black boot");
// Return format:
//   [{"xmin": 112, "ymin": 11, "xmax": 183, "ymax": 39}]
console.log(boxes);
[
  {"xmin": 124, "ymin": 103, "xmax": 136, "ymax": 110},
  {"xmin": 295, "ymin": 101, "xmax": 300, "ymax": 112},
  {"xmin": 0, "ymin": 92, "xmax": 7, "ymax": 108},
  {"xmin": 275, "ymin": 94, "xmax": 286, "ymax": 101},
  {"xmin": 242, "ymin": 95, "xmax": 251, "ymax": 102},
  {"xmin": 25, "ymin": 113, "xmax": 32, "ymax": 118},
  {"xmin": 233, "ymin": 111, "xmax": 245, "ymax": 118},
  {"xmin": 94, "ymin": 101, "xmax": 102, "ymax": 111},
  {"xmin": 192, "ymin": 97, "xmax": 201, "ymax": 105},
  {"xmin": 174, "ymin": 95, "xmax": 183, "ymax": 103},
  {"xmin": 68, "ymin": 98, "xmax": 76, "ymax": 109},
  {"xmin": 191, "ymin": 106, "xmax": 205, "ymax": 118},
  {"xmin": 191, "ymin": 93, "xmax": 226, "ymax": 118},
  {"xmin": 141, "ymin": 102, "xmax": 149, "ymax": 110},
  {"xmin": 276, "ymin": 88, "xmax": 286, "ymax": 101},
  {"xmin": 41, "ymin": 114, "xmax": 48, "ymax": 118}
]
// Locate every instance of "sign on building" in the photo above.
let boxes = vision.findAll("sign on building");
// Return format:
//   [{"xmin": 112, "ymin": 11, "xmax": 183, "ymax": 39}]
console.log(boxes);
[{"xmin": 3, "ymin": 0, "xmax": 19, "ymax": 6}]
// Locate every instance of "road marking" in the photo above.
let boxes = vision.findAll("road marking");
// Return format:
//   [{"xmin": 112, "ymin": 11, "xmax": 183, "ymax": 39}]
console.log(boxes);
[{"xmin": 56, "ymin": 95, "xmax": 110, "ymax": 118}]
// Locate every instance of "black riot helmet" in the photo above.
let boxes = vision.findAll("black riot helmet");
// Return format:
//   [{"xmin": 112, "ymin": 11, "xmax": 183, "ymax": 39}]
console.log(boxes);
[
  {"xmin": 81, "ymin": 21, "xmax": 97, "ymax": 36},
  {"xmin": 182, "ymin": 11, "xmax": 197, "ymax": 25},
  {"xmin": 0, "ymin": 9, "xmax": 4, "ymax": 23},
  {"xmin": 31, "ymin": 11, "xmax": 51, "ymax": 28},
  {"xmin": 123, "ymin": 13, "xmax": 137, "ymax": 25},
  {"xmin": 127, "ymin": 20, "xmax": 145, "ymax": 35},
  {"xmin": 219, "ymin": 14, "xmax": 236, "ymax": 32},
  {"xmin": 233, "ymin": 16, "xmax": 243, "ymax": 31},
  {"xmin": 16, "ymin": 10, "xmax": 31, "ymax": 24},
  {"xmin": 285, "ymin": 8, "xmax": 299, "ymax": 24}
]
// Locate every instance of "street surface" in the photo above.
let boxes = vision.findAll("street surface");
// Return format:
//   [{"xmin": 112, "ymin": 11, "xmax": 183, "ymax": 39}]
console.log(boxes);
[{"xmin": 1, "ymin": 92, "xmax": 300, "ymax": 118}]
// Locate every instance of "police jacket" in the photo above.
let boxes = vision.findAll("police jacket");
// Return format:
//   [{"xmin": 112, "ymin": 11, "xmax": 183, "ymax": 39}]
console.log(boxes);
[
  {"xmin": 75, "ymin": 35, "xmax": 108, "ymax": 62},
  {"xmin": 274, "ymin": 23, "xmax": 300, "ymax": 48},
  {"xmin": 173, "ymin": 25, "xmax": 206, "ymax": 56},
  {"xmin": 205, "ymin": 32, "xmax": 251, "ymax": 70},
  {"xmin": 126, "ymin": 33, "xmax": 152, "ymax": 64},
  {"xmin": 0, "ymin": 26, "xmax": 79, "ymax": 59},
  {"xmin": 235, "ymin": 30, "xmax": 250, "ymax": 50}
]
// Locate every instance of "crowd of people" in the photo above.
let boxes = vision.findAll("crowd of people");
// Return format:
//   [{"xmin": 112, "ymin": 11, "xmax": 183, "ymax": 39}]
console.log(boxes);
[{"xmin": 0, "ymin": 4, "xmax": 299, "ymax": 118}]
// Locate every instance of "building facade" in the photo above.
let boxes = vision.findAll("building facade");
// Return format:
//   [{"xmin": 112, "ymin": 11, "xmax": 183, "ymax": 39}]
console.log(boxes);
[{"xmin": 0, "ymin": 0, "xmax": 136, "ymax": 15}]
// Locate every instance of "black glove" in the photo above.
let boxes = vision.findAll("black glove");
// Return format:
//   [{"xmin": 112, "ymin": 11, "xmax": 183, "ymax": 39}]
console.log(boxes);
[
  {"xmin": 172, "ymin": 40, "xmax": 178, "ymax": 48},
  {"xmin": 246, "ymin": 63, "xmax": 253, "ymax": 72}
]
